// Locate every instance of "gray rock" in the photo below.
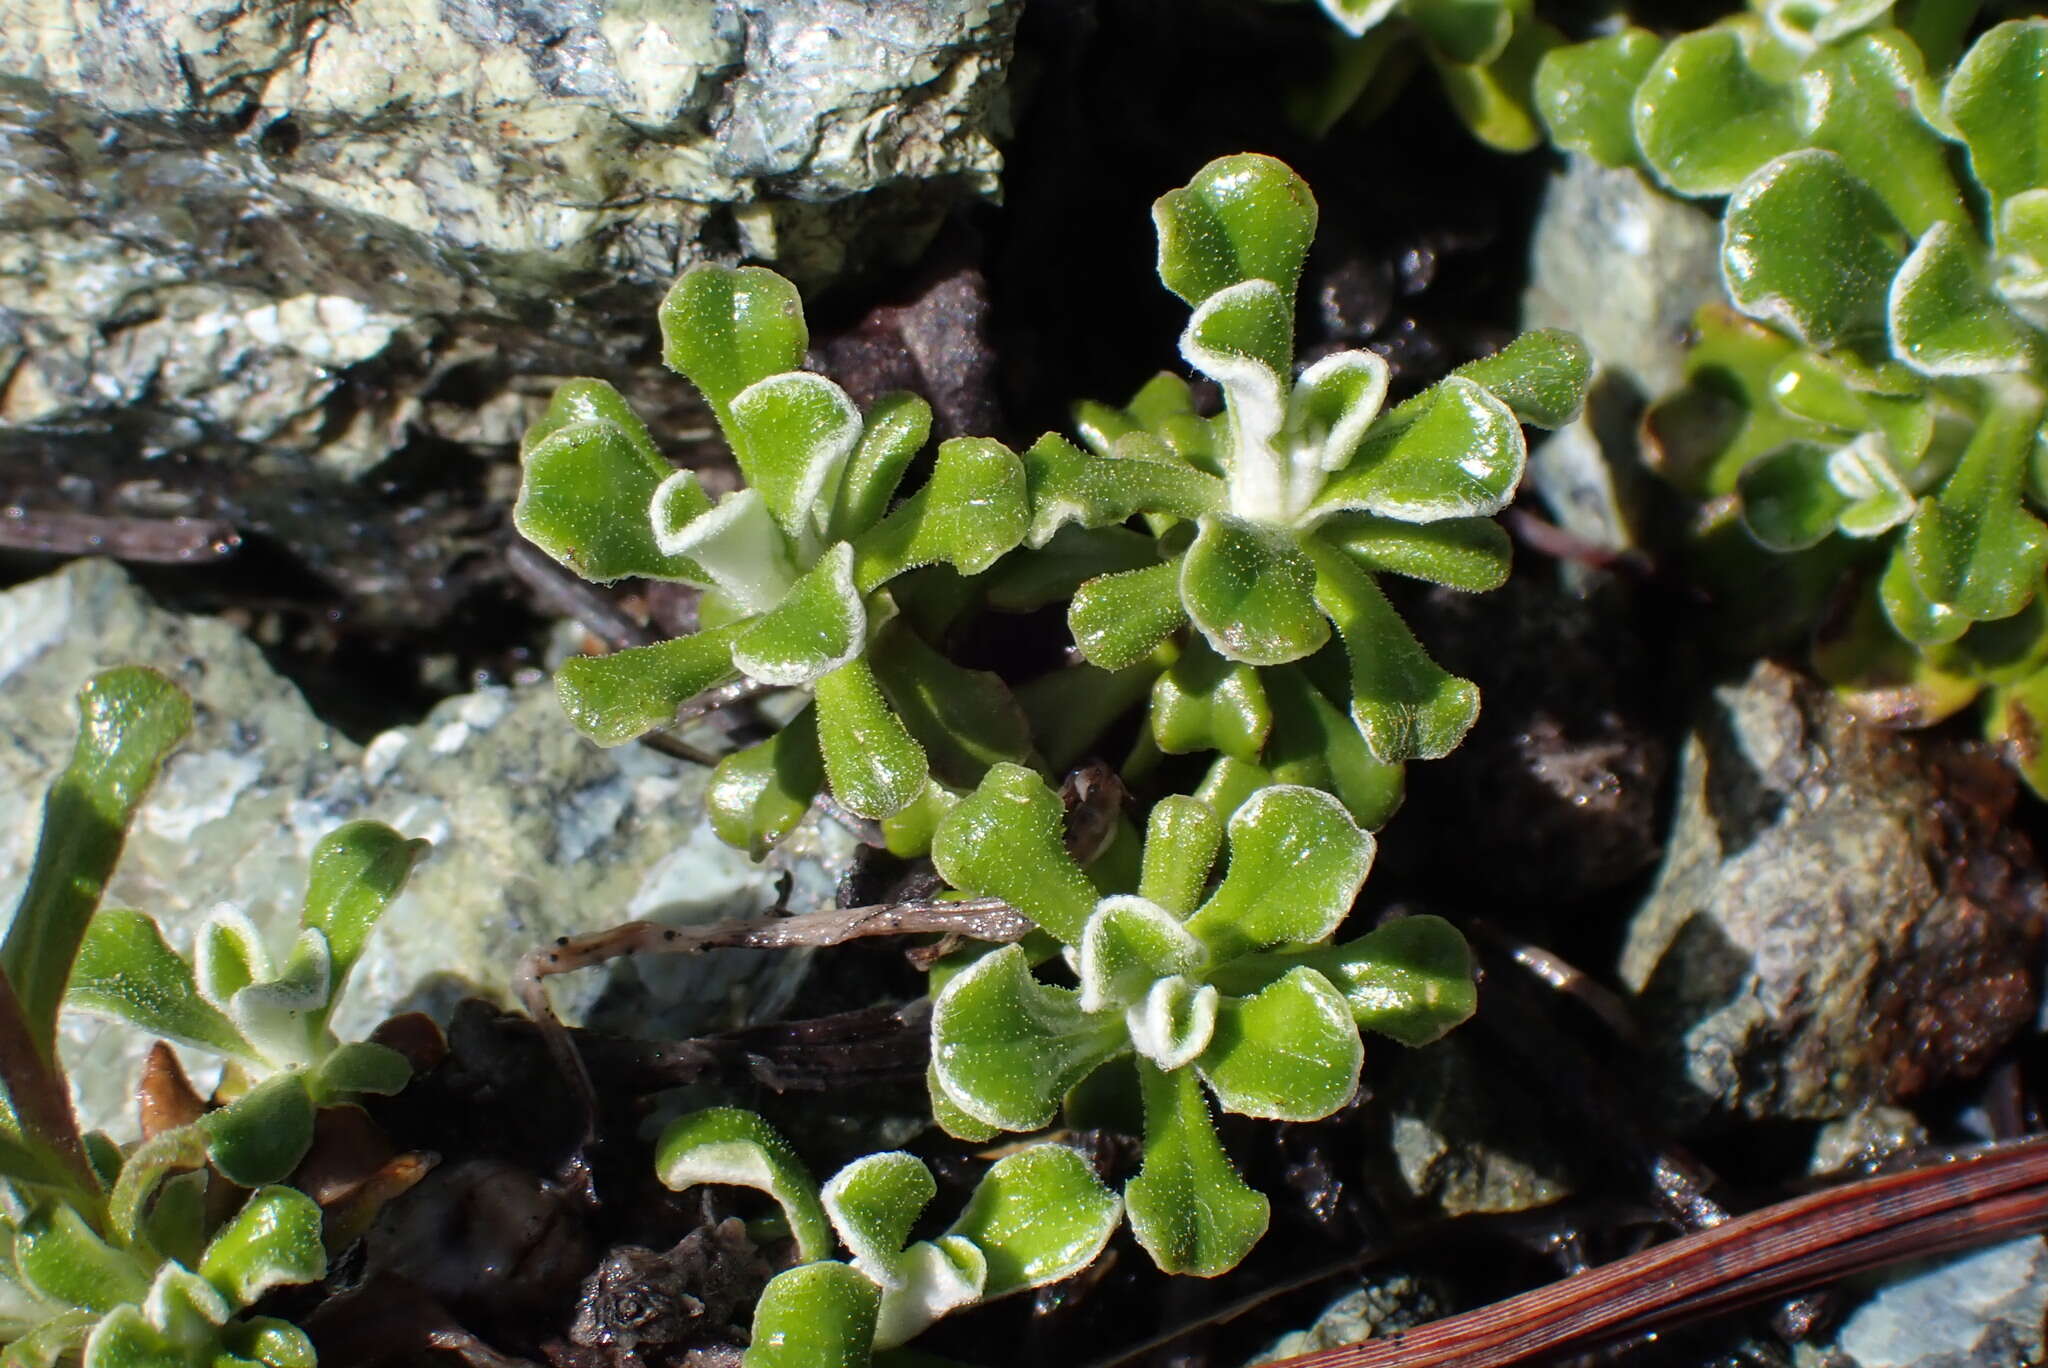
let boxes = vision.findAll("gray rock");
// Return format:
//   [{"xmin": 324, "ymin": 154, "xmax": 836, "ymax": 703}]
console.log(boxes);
[
  {"xmin": 1620, "ymin": 661, "xmax": 2046, "ymax": 1123},
  {"xmin": 1381, "ymin": 1033, "xmax": 1574, "ymax": 1217},
  {"xmin": 1246, "ymin": 1275, "xmax": 1446, "ymax": 1364},
  {"xmin": 0, "ymin": 557, "xmax": 851, "ymax": 1136},
  {"xmin": 1521, "ymin": 154, "xmax": 1723, "ymax": 552},
  {"xmin": 0, "ymin": 0, "xmax": 1015, "ymax": 473},
  {"xmin": 1796, "ymin": 1239, "xmax": 2048, "ymax": 1368}
]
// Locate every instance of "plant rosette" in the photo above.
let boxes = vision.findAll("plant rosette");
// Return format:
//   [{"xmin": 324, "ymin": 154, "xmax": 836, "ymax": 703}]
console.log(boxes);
[
  {"xmin": 1542, "ymin": 18, "xmax": 2048, "ymax": 791},
  {"xmin": 1027, "ymin": 153, "xmax": 1587, "ymax": 776},
  {"xmin": 651, "ymin": 1109, "xmax": 1120, "ymax": 1365},
  {"xmin": 61, "ymin": 822, "xmax": 427, "ymax": 1188},
  {"xmin": 923, "ymin": 764, "xmax": 1475, "ymax": 1276},
  {"xmin": 515, "ymin": 262, "xmax": 1035, "ymax": 844}
]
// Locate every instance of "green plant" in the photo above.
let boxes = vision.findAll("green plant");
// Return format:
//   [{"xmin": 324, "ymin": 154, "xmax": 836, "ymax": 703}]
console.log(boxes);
[
  {"xmin": 0, "ymin": 670, "xmax": 328, "ymax": 1368},
  {"xmin": 65, "ymin": 821, "xmax": 426, "ymax": 1187},
  {"xmin": 1291, "ymin": 0, "xmax": 1564, "ymax": 152},
  {"xmin": 515, "ymin": 266, "xmax": 1034, "ymax": 840},
  {"xmin": 652, "ymin": 1109, "xmax": 1119, "ymax": 1365},
  {"xmin": 924, "ymin": 764, "xmax": 1474, "ymax": 1276},
  {"xmin": 1536, "ymin": 15, "xmax": 2048, "ymax": 792},
  {"xmin": 1036, "ymin": 154, "xmax": 1586, "ymax": 784}
]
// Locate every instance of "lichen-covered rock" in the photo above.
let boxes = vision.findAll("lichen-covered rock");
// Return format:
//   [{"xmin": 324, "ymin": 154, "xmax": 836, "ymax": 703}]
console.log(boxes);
[
  {"xmin": 0, "ymin": 557, "xmax": 849, "ymax": 1135},
  {"xmin": 1380, "ymin": 1034, "xmax": 1574, "ymax": 1217},
  {"xmin": 1621, "ymin": 662, "xmax": 2047, "ymax": 1123},
  {"xmin": 0, "ymin": 0, "xmax": 1016, "ymax": 473}
]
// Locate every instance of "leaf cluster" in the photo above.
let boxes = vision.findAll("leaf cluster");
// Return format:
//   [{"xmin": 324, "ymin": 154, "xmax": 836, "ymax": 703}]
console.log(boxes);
[
  {"xmin": 0, "ymin": 672, "xmax": 334, "ymax": 1368},
  {"xmin": 1539, "ymin": 13, "xmax": 2048, "ymax": 791}
]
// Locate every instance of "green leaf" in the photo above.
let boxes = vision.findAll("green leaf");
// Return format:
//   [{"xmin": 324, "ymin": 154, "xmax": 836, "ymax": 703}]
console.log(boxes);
[
  {"xmin": 107, "ymin": 1125, "xmax": 209, "ymax": 1250},
  {"xmin": 1181, "ymin": 280, "xmax": 1295, "ymax": 449},
  {"xmin": 1536, "ymin": 31, "xmax": 1663, "ymax": 167},
  {"xmin": 1312, "ymin": 377, "xmax": 1524, "ymax": 523},
  {"xmin": 1261, "ymin": 666, "xmax": 1405, "ymax": 831},
  {"xmin": 0, "ymin": 1310, "xmax": 94, "ymax": 1368},
  {"xmin": 1123, "ymin": 1063, "xmax": 1268, "ymax": 1277},
  {"xmin": 931, "ymin": 765, "xmax": 1100, "ymax": 945},
  {"xmin": 1411, "ymin": 0, "xmax": 1514, "ymax": 63},
  {"xmin": 1153, "ymin": 154, "xmax": 1317, "ymax": 310},
  {"xmin": 1197, "ymin": 969, "xmax": 1362, "ymax": 1122},
  {"xmin": 1738, "ymin": 443, "xmax": 1852, "ymax": 550},
  {"xmin": 831, "ymin": 392, "xmax": 935, "ymax": 544},
  {"xmin": 1185, "ymin": 786, "xmax": 1373, "ymax": 959},
  {"xmin": 928, "ymin": 945, "xmax": 1126, "ymax": 1133},
  {"xmin": 1308, "ymin": 544, "xmax": 1480, "ymax": 763},
  {"xmin": 1803, "ymin": 33, "xmax": 1965, "ymax": 236},
  {"xmin": 4, "ymin": 668, "xmax": 190, "ymax": 1058},
  {"xmin": 654, "ymin": 1108, "xmax": 832, "ymax": 1263},
  {"xmin": 853, "ymin": 438, "xmax": 1030, "ymax": 589},
  {"xmin": 82, "ymin": 1269, "xmax": 231, "ymax": 1368},
  {"xmin": 728, "ymin": 373, "xmax": 864, "ymax": 540},
  {"xmin": 872, "ymin": 1238, "xmax": 985, "ymax": 1350},
  {"xmin": 742, "ymin": 1262, "xmax": 880, "ymax": 1368},
  {"xmin": 1180, "ymin": 518, "xmax": 1328, "ymax": 666},
  {"xmin": 1633, "ymin": 28, "xmax": 1802, "ymax": 196},
  {"xmin": 1889, "ymin": 221, "xmax": 2037, "ymax": 376},
  {"xmin": 198, "ymin": 1187, "xmax": 326, "ymax": 1309},
  {"xmin": 202, "ymin": 1074, "xmax": 315, "ymax": 1187},
  {"xmin": 709, "ymin": 707, "xmax": 825, "ymax": 859},
  {"xmin": 1324, "ymin": 514, "xmax": 1512, "ymax": 592},
  {"xmin": 221, "ymin": 1318, "xmax": 316, "ymax": 1368},
  {"xmin": 1450, "ymin": 329, "xmax": 1592, "ymax": 428},
  {"xmin": 515, "ymin": 416, "xmax": 704, "ymax": 585},
  {"xmin": 1881, "ymin": 538, "xmax": 1971, "ymax": 645},
  {"xmin": 1945, "ymin": 21, "xmax": 2048, "ymax": 208},
  {"xmin": 822, "ymin": 1151, "xmax": 934, "ymax": 1282},
  {"xmin": 555, "ymin": 626, "xmax": 742, "ymax": 747},
  {"xmin": 927, "ymin": 1063, "xmax": 1001, "ymax": 1143},
  {"xmin": 302, "ymin": 820, "xmax": 427, "ymax": 1024},
  {"xmin": 311, "ymin": 1042, "xmax": 412, "ymax": 1098},
  {"xmin": 194, "ymin": 912, "xmax": 263, "ymax": 1014},
  {"xmin": 869, "ymin": 622, "xmax": 1032, "ymax": 791},
  {"xmin": 1289, "ymin": 350, "xmax": 1390, "ymax": 476},
  {"xmin": 15, "ymin": 1204, "xmax": 149, "ymax": 1311},
  {"xmin": 1901, "ymin": 379, "xmax": 2048, "ymax": 625},
  {"xmin": 659, "ymin": 263, "xmax": 808, "ymax": 421},
  {"xmin": 1303, "ymin": 915, "xmax": 1477, "ymax": 1045},
  {"xmin": 1017, "ymin": 658, "xmax": 1164, "ymax": 775},
  {"xmin": 732, "ymin": 542, "xmax": 867, "ymax": 687},
  {"xmin": 1069, "ymin": 559, "xmax": 1191, "ymax": 672},
  {"xmin": 1150, "ymin": 636, "xmax": 1272, "ymax": 764},
  {"xmin": 1077, "ymin": 896, "xmax": 1209, "ymax": 1013},
  {"xmin": 1020, "ymin": 434, "xmax": 1222, "ymax": 550},
  {"xmin": 813, "ymin": 658, "xmax": 929, "ymax": 821},
  {"xmin": 1722, "ymin": 150, "xmax": 1906, "ymax": 351},
  {"xmin": 67, "ymin": 909, "xmax": 248, "ymax": 1057},
  {"xmin": 1135, "ymin": 797, "xmax": 1224, "ymax": 924},
  {"xmin": 947, "ymin": 1145, "xmax": 1121, "ymax": 1298},
  {"xmin": 1434, "ymin": 13, "xmax": 1563, "ymax": 155},
  {"xmin": 1122, "ymin": 974, "xmax": 1221, "ymax": 1072}
]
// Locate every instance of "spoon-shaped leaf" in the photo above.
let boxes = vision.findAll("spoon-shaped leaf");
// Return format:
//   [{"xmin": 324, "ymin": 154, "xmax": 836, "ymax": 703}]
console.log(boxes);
[
  {"xmin": 852, "ymin": 438, "xmax": 1030, "ymax": 590},
  {"xmin": 742, "ymin": 1262, "xmax": 879, "ymax": 1368},
  {"xmin": 1136, "ymin": 796, "xmax": 1225, "ymax": 919},
  {"xmin": 302, "ymin": 821, "xmax": 427, "ymax": 1031},
  {"xmin": 1312, "ymin": 377, "xmax": 1524, "ymax": 523},
  {"xmin": 1802, "ymin": 32, "xmax": 1964, "ymax": 236},
  {"xmin": 4, "ymin": 668, "xmax": 190, "ymax": 1059},
  {"xmin": 813, "ymin": 658, "xmax": 929, "ymax": 821},
  {"xmin": 929, "ymin": 945, "xmax": 1127, "ymax": 1132},
  {"xmin": 1180, "ymin": 518, "xmax": 1328, "ymax": 666},
  {"xmin": 1537, "ymin": 30, "xmax": 1663, "ymax": 168},
  {"xmin": 1078, "ymin": 896, "xmax": 1210, "ymax": 1012},
  {"xmin": 197, "ymin": 1186, "xmax": 326, "ymax": 1308},
  {"xmin": 655, "ymin": 1108, "xmax": 831, "ymax": 1263},
  {"xmin": 555, "ymin": 626, "xmax": 742, "ymax": 747},
  {"xmin": 1944, "ymin": 21, "xmax": 2048, "ymax": 208},
  {"xmin": 659, "ymin": 263, "xmax": 808, "ymax": 423},
  {"xmin": 708, "ymin": 707, "xmax": 825, "ymax": 859},
  {"xmin": 1150, "ymin": 636, "xmax": 1271, "ymax": 763},
  {"xmin": 1634, "ymin": 29, "xmax": 1801, "ymax": 195},
  {"xmin": 1450, "ymin": 329, "xmax": 1593, "ymax": 429},
  {"xmin": 1901, "ymin": 378, "xmax": 2048, "ymax": 623},
  {"xmin": 1124, "ymin": 1062, "xmax": 1269, "ymax": 1277},
  {"xmin": 1069, "ymin": 559, "xmax": 1190, "ymax": 673},
  {"xmin": 201, "ymin": 1074, "xmax": 316, "ymax": 1188},
  {"xmin": 727, "ymin": 373, "xmax": 864, "ymax": 541},
  {"xmin": 67, "ymin": 909, "xmax": 248, "ymax": 1058},
  {"xmin": 829, "ymin": 392, "xmax": 934, "ymax": 544},
  {"xmin": 1889, "ymin": 220, "xmax": 2037, "ymax": 376},
  {"xmin": 1197, "ymin": 968, "xmax": 1362, "ymax": 1122},
  {"xmin": 1324, "ymin": 513, "xmax": 1513, "ymax": 592},
  {"xmin": 821, "ymin": 1152, "xmax": 935, "ymax": 1286},
  {"xmin": 516, "ymin": 418, "xmax": 705, "ymax": 584},
  {"xmin": 932, "ymin": 764, "xmax": 1099, "ymax": 944},
  {"xmin": 1185, "ymin": 786, "xmax": 1373, "ymax": 958},
  {"xmin": 1020, "ymin": 433, "xmax": 1222, "ymax": 549},
  {"xmin": 1308, "ymin": 544, "xmax": 1481, "ymax": 763},
  {"xmin": 947, "ymin": 1144, "xmax": 1122, "ymax": 1298},
  {"xmin": 732, "ymin": 543, "xmax": 867, "ymax": 687},
  {"xmin": 1723, "ymin": 150, "xmax": 1905, "ymax": 350},
  {"xmin": 1216, "ymin": 915, "xmax": 1478, "ymax": 1045},
  {"xmin": 1154, "ymin": 154, "xmax": 1317, "ymax": 310}
]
